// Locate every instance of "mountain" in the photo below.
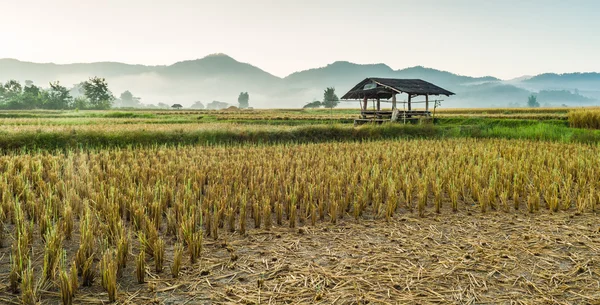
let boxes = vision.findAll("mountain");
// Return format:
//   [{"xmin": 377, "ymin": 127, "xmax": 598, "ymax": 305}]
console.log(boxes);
[
  {"xmin": 285, "ymin": 61, "xmax": 395, "ymax": 86},
  {"xmin": 148, "ymin": 54, "xmax": 283, "ymax": 106},
  {"xmin": 0, "ymin": 54, "xmax": 598, "ymax": 108},
  {"xmin": 0, "ymin": 58, "xmax": 154, "ymax": 83},
  {"xmin": 282, "ymin": 62, "xmax": 501, "ymax": 105},
  {"xmin": 394, "ymin": 66, "xmax": 499, "ymax": 87},
  {"xmin": 526, "ymin": 72, "xmax": 600, "ymax": 84},
  {"xmin": 0, "ymin": 54, "xmax": 282, "ymax": 107}
]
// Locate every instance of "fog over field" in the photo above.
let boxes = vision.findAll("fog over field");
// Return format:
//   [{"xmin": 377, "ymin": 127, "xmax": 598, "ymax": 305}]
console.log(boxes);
[{"xmin": 1, "ymin": 55, "xmax": 599, "ymax": 109}]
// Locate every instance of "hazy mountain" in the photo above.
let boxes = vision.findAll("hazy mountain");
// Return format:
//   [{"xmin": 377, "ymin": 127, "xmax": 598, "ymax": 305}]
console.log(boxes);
[
  {"xmin": 0, "ymin": 54, "xmax": 598, "ymax": 108},
  {"xmin": 526, "ymin": 72, "xmax": 600, "ymax": 84},
  {"xmin": 448, "ymin": 83, "xmax": 531, "ymax": 107},
  {"xmin": 285, "ymin": 61, "xmax": 395, "ymax": 87},
  {"xmin": 0, "ymin": 58, "xmax": 154, "ymax": 83},
  {"xmin": 282, "ymin": 62, "xmax": 501, "ymax": 106},
  {"xmin": 394, "ymin": 66, "xmax": 499, "ymax": 87}
]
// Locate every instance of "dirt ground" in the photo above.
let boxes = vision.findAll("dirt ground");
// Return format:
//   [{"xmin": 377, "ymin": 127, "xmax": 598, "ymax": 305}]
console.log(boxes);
[{"xmin": 1, "ymin": 208, "xmax": 599, "ymax": 305}]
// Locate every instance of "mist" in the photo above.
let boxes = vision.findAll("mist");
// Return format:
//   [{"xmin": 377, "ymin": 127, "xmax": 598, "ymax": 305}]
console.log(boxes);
[{"xmin": 0, "ymin": 54, "xmax": 598, "ymax": 110}]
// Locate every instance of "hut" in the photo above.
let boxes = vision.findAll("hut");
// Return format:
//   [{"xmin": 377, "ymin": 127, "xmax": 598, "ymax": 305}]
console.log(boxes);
[{"xmin": 341, "ymin": 78, "xmax": 455, "ymax": 124}]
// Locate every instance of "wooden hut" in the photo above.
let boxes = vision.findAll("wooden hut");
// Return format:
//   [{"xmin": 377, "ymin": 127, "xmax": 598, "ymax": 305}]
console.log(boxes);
[{"xmin": 341, "ymin": 78, "xmax": 455, "ymax": 124}]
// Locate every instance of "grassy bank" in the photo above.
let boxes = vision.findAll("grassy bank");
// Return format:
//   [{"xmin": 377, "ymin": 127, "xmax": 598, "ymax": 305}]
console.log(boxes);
[{"xmin": 1, "ymin": 122, "xmax": 599, "ymax": 151}]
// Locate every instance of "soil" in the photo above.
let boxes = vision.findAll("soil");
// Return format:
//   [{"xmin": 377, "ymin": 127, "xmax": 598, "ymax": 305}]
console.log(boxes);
[{"xmin": 1, "ymin": 208, "xmax": 599, "ymax": 305}]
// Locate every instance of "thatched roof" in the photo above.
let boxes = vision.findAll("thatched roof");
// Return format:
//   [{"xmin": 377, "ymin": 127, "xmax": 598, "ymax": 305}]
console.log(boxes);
[{"xmin": 341, "ymin": 78, "xmax": 455, "ymax": 100}]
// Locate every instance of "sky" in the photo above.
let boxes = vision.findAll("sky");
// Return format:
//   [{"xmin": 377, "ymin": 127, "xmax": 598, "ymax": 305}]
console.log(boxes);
[{"xmin": 1, "ymin": 0, "xmax": 599, "ymax": 80}]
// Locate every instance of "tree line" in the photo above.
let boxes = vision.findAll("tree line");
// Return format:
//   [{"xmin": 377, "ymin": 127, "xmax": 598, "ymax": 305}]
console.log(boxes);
[
  {"xmin": 303, "ymin": 87, "xmax": 339, "ymax": 109},
  {"xmin": 0, "ymin": 77, "xmax": 114, "ymax": 110}
]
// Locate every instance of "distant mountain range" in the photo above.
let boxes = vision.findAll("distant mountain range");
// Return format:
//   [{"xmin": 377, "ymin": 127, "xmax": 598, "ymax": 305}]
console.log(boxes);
[{"xmin": 1, "ymin": 54, "xmax": 598, "ymax": 108}]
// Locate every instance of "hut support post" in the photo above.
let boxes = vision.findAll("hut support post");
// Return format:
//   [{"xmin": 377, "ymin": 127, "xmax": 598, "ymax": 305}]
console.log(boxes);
[
  {"xmin": 392, "ymin": 94, "xmax": 397, "ymax": 110},
  {"xmin": 362, "ymin": 97, "xmax": 367, "ymax": 112},
  {"xmin": 376, "ymin": 98, "xmax": 380, "ymax": 111},
  {"xmin": 407, "ymin": 94, "xmax": 412, "ymax": 111},
  {"xmin": 425, "ymin": 95, "xmax": 429, "ymax": 113}
]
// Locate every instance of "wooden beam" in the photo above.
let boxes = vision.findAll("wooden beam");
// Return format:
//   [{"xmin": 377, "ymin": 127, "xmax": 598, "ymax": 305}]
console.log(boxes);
[
  {"xmin": 362, "ymin": 96, "xmax": 367, "ymax": 111},
  {"xmin": 392, "ymin": 94, "xmax": 397, "ymax": 110},
  {"xmin": 425, "ymin": 95, "xmax": 429, "ymax": 112},
  {"xmin": 376, "ymin": 98, "xmax": 381, "ymax": 111},
  {"xmin": 371, "ymin": 80, "xmax": 403, "ymax": 94},
  {"xmin": 407, "ymin": 94, "xmax": 412, "ymax": 111}
]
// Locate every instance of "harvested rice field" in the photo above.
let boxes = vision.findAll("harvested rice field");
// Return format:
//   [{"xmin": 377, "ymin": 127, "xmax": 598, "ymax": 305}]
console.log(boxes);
[
  {"xmin": 2, "ymin": 209, "xmax": 598, "ymax": 304},
  {"xmin": 1, "ymin": 112, "xmax": 600, "ymax": 305}
]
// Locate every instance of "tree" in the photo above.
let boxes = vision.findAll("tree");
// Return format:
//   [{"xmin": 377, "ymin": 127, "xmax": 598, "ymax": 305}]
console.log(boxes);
[
  {"xmin": 72, "ymin": 96, "xmax": 90, "ymax": 110},
  {"xmin": 22, "ymin": 83, "xmax": 43, "ymax": 109},
  {"xmin": 238, "ymin": 92, "xmax": 249, "ymax": 109},
  {"xmin": 3, "ymin": 80, "xmax": 22, "ymax": 98},
  {"xmin": 190, "ymin": 101, "xmax": 205, "ymax": 109},
  {"xmin": 527, "ymin": 94, "xmax": 540, "ymax": 108},
  {"xmin": 157, "ymin": 102, "xmax": 170, "ymax": 109},
  {"xmin": 82, "ymin": 77, "xmax": 115, "ymax": 109},
  {"xmin": 207, "ymin": 101, "xmax": 229, "ymax": 110},
  {"xmin": 2, "ymin": 80, "xmax": 25, "ymax": 109},
  {"xmin": 43, "ymin": 81, "xmax": 73, "ymax": 109},
  {"xmin": 303, "ymin": 100, "xmax": 322, "ymax": 109},
  {"xmin": 117, "ymin": 90, "xmax": 142, "ymax": 108},
  {"xmin": 0, "ymin": 80, "xmax": 46, "ymax": 109},
  {"xmin": 171, "ymin": 104, "xmax": 183, "ymax": 110},
  {"xmin": 322, "ymin": 87, "xmax": 339, "ymax": 109}
]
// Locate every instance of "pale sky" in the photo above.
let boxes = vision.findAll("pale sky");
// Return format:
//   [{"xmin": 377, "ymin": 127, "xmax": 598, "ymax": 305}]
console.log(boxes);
[{"xmin": 1, "ymin": 0, "xmax": 599, "ymax": 79}]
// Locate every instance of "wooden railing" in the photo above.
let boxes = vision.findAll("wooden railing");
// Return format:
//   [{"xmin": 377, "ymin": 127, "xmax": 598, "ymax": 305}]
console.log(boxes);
[{"xmin": 355, "ymin": 110, "xmax": 432, "ymax": 125}]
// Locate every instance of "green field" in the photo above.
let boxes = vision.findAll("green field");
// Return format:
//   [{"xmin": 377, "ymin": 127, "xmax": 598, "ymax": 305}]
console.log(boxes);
[{"xmin": 0, "ymin": 108, "xmax": 599, "ymax": 151}]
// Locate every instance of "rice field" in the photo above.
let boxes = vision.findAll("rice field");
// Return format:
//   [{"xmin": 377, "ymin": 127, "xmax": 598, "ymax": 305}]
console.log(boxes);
[
  {"xmin": 0, "ymin": 109, "xmax": 599, "ymax": 304},
  {"xmin": 569, "ymin": 109, "xmax": 600, "ymax": 129},
  {"xmin": 0, "ymin": 137, "xmax": 599, "ymax": 304}
]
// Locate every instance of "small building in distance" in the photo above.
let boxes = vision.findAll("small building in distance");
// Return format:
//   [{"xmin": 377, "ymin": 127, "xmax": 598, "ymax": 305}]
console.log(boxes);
[{"xmin": 341, "ymin": 78, "xmax": 455, "ymax": 124}]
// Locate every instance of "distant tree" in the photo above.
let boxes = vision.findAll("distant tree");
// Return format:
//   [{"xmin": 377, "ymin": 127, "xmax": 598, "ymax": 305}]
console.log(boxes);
[
  {"xmin": 322, "ymin": 87, "xmax": 339, "ymax": 109},
  {"xmin": 207, "ymin": 101, "xmax": 229, "ymax": 110},
  {"xmin": 527, "ymin": 94, "xmax": 540, "ymax": 108},
  {"xmin": 157, "ymin": 102, "xmax": 170, "ymax": 109},
  {"xmin": 72, "ymin": 96, "xmax": 90, "ymax": 110},
  {"xmin": 117, "ymin": 90, "xmax": 142, "ymax": 108},
  {"xmin": 190, "ymin": 101, "xmax": 205, "ymax": 109},
  {"xmin": 43, "ymin": 81, "xmax": 73, "ymax": 109},
  {"xmin": 3, "ymin": 80, "xmax": 22, "ymax": 98},
  {"xmin": 82, "ymin": 77, "xmax": 115, "ymax": 109},
  {"xmin": 171, "ymin": 104, "xmax": 183, "ymax": 110},
  {"xmin": 69, "ymin": 82, "xmax": 86, "ymax": 98},
  {"xmin": 238, "ymin": 92, "xmax": 249, "ymax": 109},
  {"xmin": 303, "ymin": 100, "xmax": 322, "ymax": 109},
  {"xmin": 22, "ymin": 83, "xmax": 43, "ymax": 109},
  {"xmin": 23, "ymin": 83, "xmax": 40, "ymax": 96},
  {"xmin": 0, "ymin": 80, "xmax": 29, "ymax": 109}
]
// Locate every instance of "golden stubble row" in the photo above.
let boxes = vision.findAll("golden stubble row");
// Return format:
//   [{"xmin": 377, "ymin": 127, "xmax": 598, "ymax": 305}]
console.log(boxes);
[
  {"xmin": 568, "ymin": 109, "xmax": 600, "ymax": 129},
  {"xmin": 0, "ymin": 138, "xmax": 599, "ymax": 304}
]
